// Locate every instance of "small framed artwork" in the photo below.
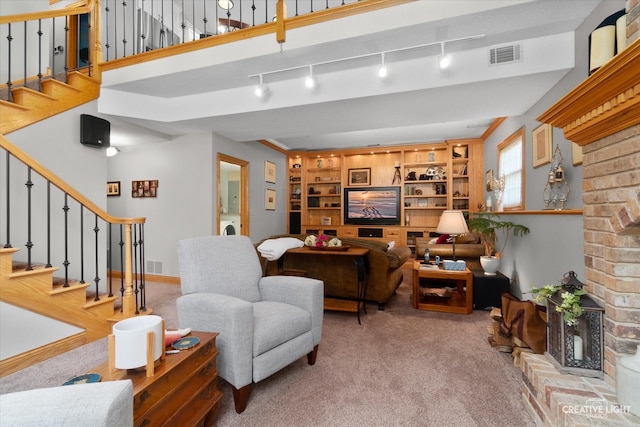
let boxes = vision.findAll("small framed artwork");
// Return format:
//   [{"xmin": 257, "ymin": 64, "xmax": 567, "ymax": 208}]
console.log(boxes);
[
  {"xmin": 107, "ymin": 181, "xmax": 120, "ymax": 197},
  {"xmin": 132, "ymin": 180, "xmax": 158, "ymax": 198},
  {"xmin": 348, "ymin": 168, "xmax": 371, "ymax": 186},
  {"xmin": 532, "ymin": 124, "xmax": 552, "ymax": 168},
  {"xmin": 485, "ymin": 169, "xmax": 493, "ymax": 192},
  {"xmin": 265, "ymin": 161, "xmax": 276, "ymax": 184},
  {"xmin": 265, "ymin": 188, "xmax": 276, "ymax": 210},
  {"xmin": 572, "ymin": 142, "xmax": 583, "ymax": 166}
]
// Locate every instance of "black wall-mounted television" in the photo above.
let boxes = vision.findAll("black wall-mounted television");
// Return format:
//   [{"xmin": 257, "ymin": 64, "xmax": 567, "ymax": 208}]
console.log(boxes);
[{"xmin": 344, "ymin": 186, "xmax": 401, "ymax": 226}]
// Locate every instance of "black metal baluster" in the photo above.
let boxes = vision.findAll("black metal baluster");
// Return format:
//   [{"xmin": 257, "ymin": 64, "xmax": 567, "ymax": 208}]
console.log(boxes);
[
  {"xmin": 45, "ymin": 181, "xmax": 51, "ymax": 267},
  {"xmin": 139, "ymin": 224, "xmax": 146, "ymax": 311},
  {"xmin": 4, "ymin": 151, "xmax": 11, "ymax": 247},
  {"xmin": 23, "ymin": 21, "xmax": 27, "ymax": 89},
  {"xmin": 63, "ymin": 16, "xmax": 69, "ymax": 83},
  {"xmin": 264, "ymin": 0, "xmax": 267, "ymax": 24},
  {"xmin": 88, "ymin": 9, "xmax": 93, "ymax": 76},
  {"xmin": 202, "ymin": 0, "xmax": 207, "ymax": 38},
  {"xmin": 122, "ymin": 1, "xmax": 128, "ymax": 57},
  {"xmin": 105, "ymin": 0, "xmax": 111, "ymax": 60},
  {"xmin": 133, "ymin": 224, "xmax": 140, "ymax": 314},
  {"xmin": 93, "ymin": 215, "xmax": 100, "ymax": 301},
  {"xmin": 63, "ymin": 194, "xmax": 70, "ymax": 286},
  {"xmin": 51, "ymin": 18, "xmax": 56, "ymax": 78},
  {"xmin": 132, "ymin": 0, "xmax": 137, "ymax": 53},
  {"xmin": 171, "ymin": 0, "xmax": 175, "ymax": 46},
  {"xmin": 37, "ymin": 19, "xmax": 43, "ymax": 91},
  {"xmin": 239, "ymin": 0, "xmax": 243, "ymax": 29},
  {"xmin": 25, "ymin": 168, "xmax": 33, "ymax": 270},
  {"xmin": 150, "ymin": 0, "xmax": 154, "ymax": 50},
  {"xmin": 113, "ymin": 0, "xmax": 118, "ymax": 58},
  {"xmin": 79, "ymin": 205, "xmax": 85, "ymax": 283},
  {"xmin": 180, "ymin": 0, "xmax": 185, "ymax": 42},
  {"xmin": 160, "ymin": 0, "xmax": 165, "ymax": 47},
  {"xmin": 6, "ymin": 23, "xmax": 13, "ymax": 102},
  {"xmin": 251, "ymin": 1, "xmax": 256, "ymax": 26},
  {"xmin": 139, "ymin": 0, "xmax": 145, "ymax": 52},
  {"xmin": 310, "ymin": 0, "xmax": 314, "ymax": 13},
  {"xmin": 295, "ymin": 1, "xmax": 299, "ymax": 17},
  {"xmin": 108, "ymin": 223, "xmax": 113, "ymax": 297},
  {"xmin": 118, "ymin": 224, "xmax": 125, "ymax": 310}
]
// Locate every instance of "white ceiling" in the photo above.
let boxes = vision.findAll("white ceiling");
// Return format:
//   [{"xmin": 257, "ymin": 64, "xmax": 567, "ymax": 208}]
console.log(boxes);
[{"xmin": 99, "ymin": 0, "xmax": 603, "ymax": 152}]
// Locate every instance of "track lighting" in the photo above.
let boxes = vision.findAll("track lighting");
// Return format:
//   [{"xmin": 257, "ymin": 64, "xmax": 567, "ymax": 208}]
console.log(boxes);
[
  {"xmin": 378, "ymin": 52, "xmax": 388, "ymax": 79},
  {"xmin": 247, "ymin": 34, "xmax": 485, "ymax": 98},
  {"xmin": 438, "ymin": 42, "xmax": 451, "ymax": 70},
  {"xmin": 305, "ymin": 65, "xmax": 317, "ymax": 89},
  {"xmin": 254, "ymin": 74, "xmax": 269, "ymax": 98}
]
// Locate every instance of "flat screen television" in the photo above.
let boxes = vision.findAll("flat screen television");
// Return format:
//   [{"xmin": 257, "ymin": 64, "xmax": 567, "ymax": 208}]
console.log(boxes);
[{"xmin": 344, "ymin": 186, "xmax": 401, "ymax": 225}]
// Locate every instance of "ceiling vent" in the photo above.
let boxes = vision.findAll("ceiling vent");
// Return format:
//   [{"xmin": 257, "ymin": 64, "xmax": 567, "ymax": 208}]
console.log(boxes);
[{"xmin": 489, "ymin": 44, "xmax": 522, "ymax": 65}]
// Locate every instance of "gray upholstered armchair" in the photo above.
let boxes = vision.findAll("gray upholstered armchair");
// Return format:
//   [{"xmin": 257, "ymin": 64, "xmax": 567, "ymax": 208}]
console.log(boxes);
[{"xmin": 177, "ymin": 235, "xmax": 324, "ymax": 413}]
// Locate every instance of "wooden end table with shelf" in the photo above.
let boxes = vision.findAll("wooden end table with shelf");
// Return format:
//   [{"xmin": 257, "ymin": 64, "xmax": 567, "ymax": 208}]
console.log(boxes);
[
  {"xmin": 89, "ymin": 331, "xmax": 222, "ymax": 427},
  {"xmin": 412, "ymin": 260, "xmax": 473, "ymax": 314}
]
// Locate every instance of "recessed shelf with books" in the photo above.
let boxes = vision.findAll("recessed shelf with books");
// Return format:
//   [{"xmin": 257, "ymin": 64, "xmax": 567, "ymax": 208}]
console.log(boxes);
[{"xmin": 306, "ymin": 155, "xmax": 342, "ymax": 227}]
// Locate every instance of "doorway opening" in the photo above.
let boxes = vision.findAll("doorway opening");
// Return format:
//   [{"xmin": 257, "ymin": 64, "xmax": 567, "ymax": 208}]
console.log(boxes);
[{"xmin": 217, "ymin": 154, "xmax": 249, "ymax": 236}]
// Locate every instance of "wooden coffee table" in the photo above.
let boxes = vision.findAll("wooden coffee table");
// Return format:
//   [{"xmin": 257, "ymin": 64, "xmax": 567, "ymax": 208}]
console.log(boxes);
[
  {"xmin": 412, "ymin": 260, "xmax": 473, "ymax": 314},
  {"xmin": 89, "ymin": 331, "xmax": 222, "ymax": 427}
]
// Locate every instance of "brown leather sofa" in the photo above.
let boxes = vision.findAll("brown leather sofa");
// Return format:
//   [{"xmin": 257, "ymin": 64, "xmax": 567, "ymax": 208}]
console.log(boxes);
[
  {"xmin": 415, "ymin": 234, "xmax": 485, "ymax": 270},
  {"xmin": 256, "ymin": 234, "xmax": 412, "ymax": 309}
]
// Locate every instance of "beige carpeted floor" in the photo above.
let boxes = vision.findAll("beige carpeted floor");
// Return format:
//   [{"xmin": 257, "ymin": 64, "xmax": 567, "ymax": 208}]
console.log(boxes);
[{"xmin": 0, "ymin": 268, "xmax": 534, "ymax": 426}]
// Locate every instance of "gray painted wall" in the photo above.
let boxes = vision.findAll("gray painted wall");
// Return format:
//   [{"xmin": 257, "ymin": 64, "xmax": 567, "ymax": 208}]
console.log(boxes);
[
  {"xmin": 482, "ymin": 0, "xmax": 625, "ymax": 299},
  {"xmin": 106, "ymin": 133, "xmax": 287, "ymax": 277}
]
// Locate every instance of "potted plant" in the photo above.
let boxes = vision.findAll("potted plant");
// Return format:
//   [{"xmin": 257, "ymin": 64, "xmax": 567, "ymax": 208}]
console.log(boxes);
[{"xmin": 466, "ymin": 213, "xmax": 530, "ymax": 275}]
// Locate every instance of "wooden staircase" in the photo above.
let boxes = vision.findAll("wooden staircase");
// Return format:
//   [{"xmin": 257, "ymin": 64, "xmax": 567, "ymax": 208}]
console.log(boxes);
[
  {"xmin": 0, "ymin": 246, "xmax": 127, "ymax": 376},
  {"xmin": 0, "ymin": 72, "xmax": 100, "ymax": 135}
]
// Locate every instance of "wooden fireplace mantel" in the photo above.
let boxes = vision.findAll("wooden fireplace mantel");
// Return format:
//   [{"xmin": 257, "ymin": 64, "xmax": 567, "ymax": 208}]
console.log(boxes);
[{"xmin": 537, "ymin": 38, "xmax": 640, "ymax": 147}]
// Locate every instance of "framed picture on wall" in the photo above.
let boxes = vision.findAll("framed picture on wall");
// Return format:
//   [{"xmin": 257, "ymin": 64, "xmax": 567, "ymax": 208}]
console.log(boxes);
[
  {"xmin": 348, "ymin": 168, "xmax": 371, "ymax": 186},
  {"xmin": 532, "ymin": 124, "xmax": 552, "ymax": 168},
  {"xmin": 265, "ymin": 188, "xmax": 276, "ymax": 210},
  {"xmin": 265, "ymin": 161, "xmax": 276, "ymax": 184},
  {"xmin": 572, "ymin": 142, "xmax": 583, "ymax": 166},
  {"xmin": 107, "ymin": 181, "xmax": 120, "ymax": 197}
]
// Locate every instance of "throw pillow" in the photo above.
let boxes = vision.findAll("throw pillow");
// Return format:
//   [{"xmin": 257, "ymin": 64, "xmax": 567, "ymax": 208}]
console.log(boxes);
[{"xmin": 435, "ymin": 234, "xmax": 449, "ymax": 244}]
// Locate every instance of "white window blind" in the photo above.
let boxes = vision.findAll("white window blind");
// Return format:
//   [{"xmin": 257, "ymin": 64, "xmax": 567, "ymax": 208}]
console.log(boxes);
[{"xmin": 499, "ymin": 135, "xmax": 523, "ymax": 209}]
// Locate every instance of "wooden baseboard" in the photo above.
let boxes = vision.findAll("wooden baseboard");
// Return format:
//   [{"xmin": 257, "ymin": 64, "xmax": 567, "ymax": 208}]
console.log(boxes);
[
  {"xmin": 0, "ymin": 332, "xmax": 87, "ymax": 378},
  {"xmin": 109, "ymin": 271, "xmax": 180, "ymax": 285}
]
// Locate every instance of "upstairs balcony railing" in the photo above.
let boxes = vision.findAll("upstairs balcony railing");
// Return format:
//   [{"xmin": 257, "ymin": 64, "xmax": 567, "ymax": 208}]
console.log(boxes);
[{"xmin": 1, "ymin": 0, "xmax": 382, "ymax": 100}]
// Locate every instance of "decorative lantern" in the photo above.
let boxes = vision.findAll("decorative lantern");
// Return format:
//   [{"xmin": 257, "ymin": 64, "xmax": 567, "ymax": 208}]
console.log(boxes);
[{"xmin": 546, "ymin": 272, "xmax": 605, "ymax": 378}]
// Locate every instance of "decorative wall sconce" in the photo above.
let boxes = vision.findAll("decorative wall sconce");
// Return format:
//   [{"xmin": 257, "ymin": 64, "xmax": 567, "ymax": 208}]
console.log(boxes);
[{"xmin": 543, "ymin": 145, "xmax": 570, "ymax": 210}]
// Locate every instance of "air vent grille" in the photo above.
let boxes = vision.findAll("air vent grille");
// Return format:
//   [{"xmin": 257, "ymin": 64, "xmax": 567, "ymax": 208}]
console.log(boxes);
[{"xmin": 489, "ymin": 44, "xmax": 522, "ymax": 65}]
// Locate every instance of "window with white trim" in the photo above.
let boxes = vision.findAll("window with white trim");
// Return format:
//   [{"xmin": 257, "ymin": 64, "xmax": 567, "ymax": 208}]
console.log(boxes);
[{"xmin": 498, "ymin": 128, "xmax": 525, "ymax": 210}]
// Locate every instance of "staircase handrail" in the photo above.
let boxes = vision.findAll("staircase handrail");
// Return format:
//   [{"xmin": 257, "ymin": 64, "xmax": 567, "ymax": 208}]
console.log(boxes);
[
  {"xmin": 0, "ymin": 6, "xmax": 90, "ymax": 25},
  {"xmin": 0, "ymin": 134, "xmax": 144, "ymax": 225}
]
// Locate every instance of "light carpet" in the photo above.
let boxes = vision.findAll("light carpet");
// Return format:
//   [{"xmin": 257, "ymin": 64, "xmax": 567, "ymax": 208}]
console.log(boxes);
[{"xmin": 0, "ymin": 269, "xmax": 534, "ymax": 426}]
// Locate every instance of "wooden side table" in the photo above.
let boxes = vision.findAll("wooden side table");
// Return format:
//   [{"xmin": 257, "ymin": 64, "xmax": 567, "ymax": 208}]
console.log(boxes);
[
  {"xmin": 412, "ymin": 260, "xmax": 473, "ymax": 314},
  {"xmin": 90, "ymin": 331, "xmax": 222, "ymax": 427}
]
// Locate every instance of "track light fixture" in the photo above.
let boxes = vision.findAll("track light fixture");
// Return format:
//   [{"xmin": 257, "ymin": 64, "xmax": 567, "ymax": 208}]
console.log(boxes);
[
  {"xmin": 247, "ymin": 33, "xmax": 484, "ymax": 97},
  {"xmin": 305, "ymin": 65, "xmax": 317, "ymax": 89},
  {"xmin": 378, "ymin": 52, "xmax": 388, "ymax": 79},
  {"xmin": 438, "ymin": 42, "xmax": 452, "ymax": 70},
  {"xmin": 254, "ymin": 74, "xmax": 269, "ymax": 98}
]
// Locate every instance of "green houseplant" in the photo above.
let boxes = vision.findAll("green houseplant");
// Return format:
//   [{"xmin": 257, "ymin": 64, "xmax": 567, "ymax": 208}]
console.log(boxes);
[{"xmin": 466, "ymin": 213, "xmax": 530, "ymax": 274}]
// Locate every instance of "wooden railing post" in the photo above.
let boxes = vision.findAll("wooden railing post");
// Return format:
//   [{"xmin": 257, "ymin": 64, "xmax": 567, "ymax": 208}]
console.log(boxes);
[{"xmin": 122, "ymin": 223, "xmax": 135, "ymax": 318}]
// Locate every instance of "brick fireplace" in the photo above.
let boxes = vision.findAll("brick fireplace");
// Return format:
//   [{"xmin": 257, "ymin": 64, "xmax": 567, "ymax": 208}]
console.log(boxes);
[{"xmin": 518, "ymin": 3, "xmax": 640, "ymax": 425}]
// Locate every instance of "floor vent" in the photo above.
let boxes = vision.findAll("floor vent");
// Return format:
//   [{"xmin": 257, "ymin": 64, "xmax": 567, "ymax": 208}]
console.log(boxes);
[
  {"xmin": 146, "ymin": 260, "xmax": 163, "ymax": 274},
  {"xmin": 489, "ymin": 43, "xmax": 522, "ymax": 65}
]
